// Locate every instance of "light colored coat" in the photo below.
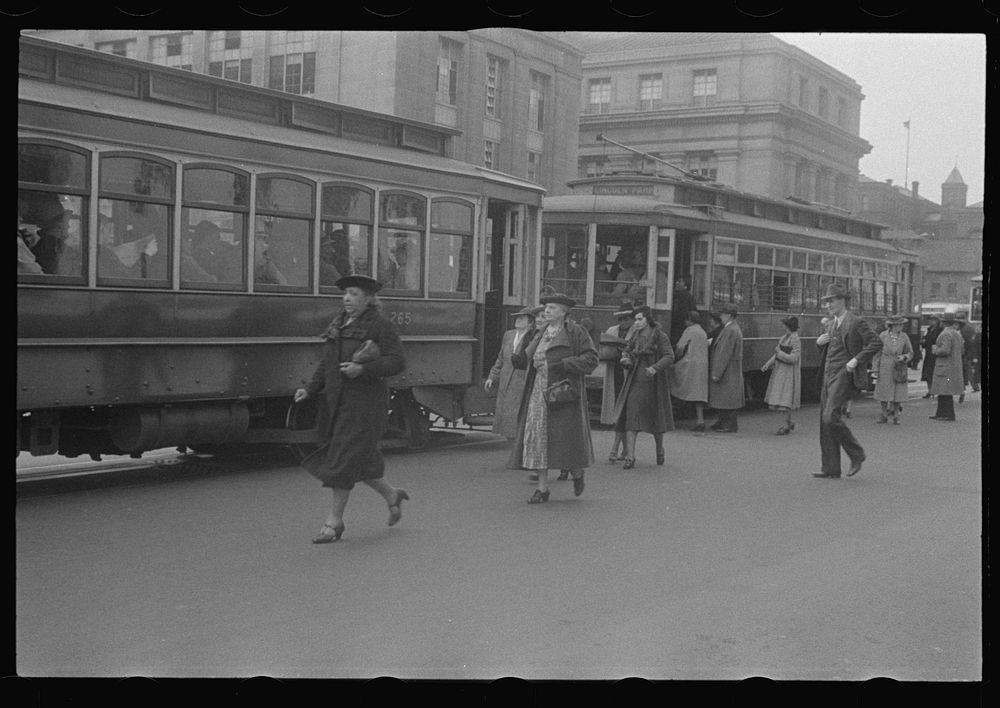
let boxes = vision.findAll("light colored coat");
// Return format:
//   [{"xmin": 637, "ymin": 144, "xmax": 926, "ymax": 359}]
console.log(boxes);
[
  {"xmin": 600, "ymin": 323, "xmax": 630, "ymax": 424},
  {"xmin": 873, "ymin": 329, "xmax": 914, "ymax": 403},
  {"xmin": 708, "ymin": 320, "xmax": 745, "ymax": 410},
  {"xmin": 763, "ymin": 331, "xmax": 801, "ymax": 410},
  {"xmin": 488, "ymin": 327, "xmax": 529, "ymax": 439},
  {"xmin": 669, "ymin": 324, "xmax": 708, "ymax": 403},
  {"xmin": 929, "ymin": 327, "xmax": 965, "ymax": 396}
]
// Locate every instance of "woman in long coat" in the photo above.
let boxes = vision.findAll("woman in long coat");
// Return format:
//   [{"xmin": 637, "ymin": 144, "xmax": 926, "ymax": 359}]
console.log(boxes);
[
  {"xmin": 600, "ymin": 302, "xmax": 635, "ymax": 461},
  {"xmin": 612, "ymin": 305, "xmax": 675, "ymax": 469},
  {"xmin": 872, "ymin": 314, "xmax": 914, "ymax": 424},
  {"xmin": 929, "ymin": 313, "xmax": 965, "ymax": 421},
  {"xmin": 486, "ymin": 305, "xmax": 540, "ymax": 439},
  {"xmin": 762, "ymin": 315, "xmax": 801, "ymax": 434},
  {"xmin": 508, "ymin": 293, "xmax": 599, "ymax": 503},
  {"xmin": 294, "ymin": 275, "xmax": 408, "ymax": 543},
  {"xmin": 669, "ymin": 310, "xmax": 709, "ymax": 432},
  {"xmin": 920, "ymin": 316, "xmax": 943, "ymax": 398}
]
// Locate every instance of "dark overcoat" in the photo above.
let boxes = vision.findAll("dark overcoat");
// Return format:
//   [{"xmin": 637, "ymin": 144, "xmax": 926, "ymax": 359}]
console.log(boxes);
[
  {"xmin": 612, "ymin": 325, "xmax": 675, "ymax": 433},
  {"xmin": 708, "ymin": 320, "xmax": 745, "ymax": 410},
  {"xmin": 303, "ymin": 304, "xmax": 406, "ymax": 487},
  {"xmin": 921, "ymin": 324, "xmax": 943, "ymax": 383},
  {"xmin": 507, "ymin": 321, "xmax": 599, "ymax": 471}
]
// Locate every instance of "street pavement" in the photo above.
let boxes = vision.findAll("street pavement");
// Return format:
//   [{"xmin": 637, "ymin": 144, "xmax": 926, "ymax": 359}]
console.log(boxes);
[{"xmin": 15, "ymin": 387, "xmax": 982, "ymax": 680}]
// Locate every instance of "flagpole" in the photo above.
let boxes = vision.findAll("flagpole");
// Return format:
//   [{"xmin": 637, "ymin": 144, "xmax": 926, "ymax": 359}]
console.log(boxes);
[{"xmin": 903, "ymin": 119, "xmax": 911, "ymax": 188}]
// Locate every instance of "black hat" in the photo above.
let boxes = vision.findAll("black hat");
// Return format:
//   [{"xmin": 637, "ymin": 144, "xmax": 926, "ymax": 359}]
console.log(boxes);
[
  {"xmin": 539, "ymin": 293, "xmax": 576, "ymax": 308},
  {"xmin": 613, "ymin": 299, "xmax": 635, "ymax": 318},
  {"xmin": 512, "ymin": 305, "xmax": 544, "ymax": 317},
  {"xmin": 335, "ymin": 274, "xmax": 382, "ymax": 293},
  {"xmin": 939, "ymin": 312, "xmax": 957, "ymax": 323},
  {"xmin": 781, "ymin": 315, "xmax": 799, "ymax": 331}
]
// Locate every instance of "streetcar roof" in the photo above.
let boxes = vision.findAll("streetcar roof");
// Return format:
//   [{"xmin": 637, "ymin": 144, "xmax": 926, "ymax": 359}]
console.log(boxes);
[{"xmin": 543, "ymin": 194, "xmax": 920, "ymax": 260}]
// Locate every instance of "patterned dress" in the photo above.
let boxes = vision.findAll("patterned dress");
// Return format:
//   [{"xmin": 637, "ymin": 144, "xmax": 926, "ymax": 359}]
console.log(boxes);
[{"xmin": 521, "ymin": 328, "xmax": 557, "ymax": 470}]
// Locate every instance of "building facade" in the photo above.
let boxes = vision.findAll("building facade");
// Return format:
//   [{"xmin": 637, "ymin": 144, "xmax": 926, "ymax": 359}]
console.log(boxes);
[
  {"xmin": 25, "ymin": 29, "xmax": 583, "ymax": 196},
  {"xmin": 567, "ymin": 32, "xmax": 872, "ymax": 211},
  {"xmin": 858, "ymin": 168, "xmax": 984, "ymax": 307}
]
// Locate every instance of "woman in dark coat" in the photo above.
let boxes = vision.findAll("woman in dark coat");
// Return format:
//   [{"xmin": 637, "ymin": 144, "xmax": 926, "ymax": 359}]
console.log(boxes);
[
  {"xmin": 612, "ymin": 305, "xmax": 675, "ymax": 469},
  {"xmin": 508, "ymin": 293, "xmax": 599, "ymax": 503},
  {"xmin": 294, "ymin": 275, "xmax": 408, "ymax": 543},
  {"xmin": 921, "ymin": 316, "xmax": 943, "ymax": 398}
]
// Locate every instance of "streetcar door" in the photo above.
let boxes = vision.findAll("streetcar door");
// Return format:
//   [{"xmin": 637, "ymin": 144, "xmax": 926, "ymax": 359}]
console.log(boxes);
[{"xmin": 482, "ymin": 200, "xmax": 520, "ymax": 373}]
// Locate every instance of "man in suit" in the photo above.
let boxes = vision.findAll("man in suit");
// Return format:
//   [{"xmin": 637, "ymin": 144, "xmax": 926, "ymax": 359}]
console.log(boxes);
[
  {"xmin": 707, "ymin": 302, "xmax": 744, "ymax": 433},
  {"xmin": 813, "ymin": 283, "xmax": 882, "ymax": 479}
]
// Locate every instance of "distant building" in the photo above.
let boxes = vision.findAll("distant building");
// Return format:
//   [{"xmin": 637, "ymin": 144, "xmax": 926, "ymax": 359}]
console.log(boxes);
[
  {"xmin": 566, "ymin": 32, "xmax": 872, "ymax": 209},
  {"xmin": 24, "ymin": 29, "xmax": 583, "ymax": 196},
  {"xmin": 861, "ymin": 167, "xmax": 983, "ymax": 306}
]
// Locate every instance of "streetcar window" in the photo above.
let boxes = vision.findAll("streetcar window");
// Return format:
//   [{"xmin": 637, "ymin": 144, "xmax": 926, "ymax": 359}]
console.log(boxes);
[
  {"xmin": 733, "ymin": 267, "xmax": 753, "ymax": 306},
  {"xmin": 712, "ymin": 265, "xmax": 733, "ymax": 304},
  {"xmin": 754, "ymin": 268, "xmax": 773, "ymax": 310},
  {"xmin": 737, "ymin": 244, "xmax": 755, "ymax": 264},
  {"xmin": 836, "ymin": 257, "xmax": 850, "ymax": 275},
  {"xmin": 429, "ymin": 200, "xmax": 473, "ymax": 299},
  {"xmin": 803, "ymin": 274, "xmax": 819, "ymax": 309},
  {"xmin": 850, "ymin": 259, "xmax": 861, "ymax": 276},
  {"xmin": 183, "ymin": 168, "xmax": 249, "ymax": 207},
  {"xmin": 715, "ymin": 240, "xmax": 735, "ymax": 263},
  {"xmin": 792, "ymin": 251, "xmax": 806, "ymax": 271},
  {"xmin": 821, "ymin": 255, "xmax": 836, "ymax": 274},
  {"xmin": 97, "ymin": 156, "xmax": 174, "ymax": 287},
  {"xmin": 322, "ymin": 185, "xmax": 373, "ymax": 222},
  {"xmin": 807, "ymin": 253, "xmax": 821, "ymax": 272},
  {"xmin": 180, "ymin": 210, "xmax": 246, "ymax": 288},
  {"xmin": 541, "ymin": 225, "xmax": 588, "ymax": 300},
  {"xmin": 255, "ymin": 176, "xmax": 315, "ymax": 291},
  {"xmin": 594, "ymin": 225, "xmax": 648, "ymax": 306},
  {"xmin": 863, "ymin": 260, "xmax": 875, "ymax": 278},
  {"xmin": 320, "ymin": 223, "xmax": 371, "ymax": 286},
  {"xmin": 788, "ymin": 272, "xmax": 804, "ymax": 309},
  {"xmin": 774, "ymin": 248, "xmax": 790, "ymax": 269},
  {"xmin": 18, "ymin": 143, "xmax": 90, "ymax": 280},
  {"xmin": 378, "ymin": 192, "xmax": 425, "ymax": 295},
  {"xmin": 756, "ymin": 247, "xmax": 773, "ymax": 266},
  {"xmin": 772, "ymin": 271, "xmax": 790, "ymax": 311}
]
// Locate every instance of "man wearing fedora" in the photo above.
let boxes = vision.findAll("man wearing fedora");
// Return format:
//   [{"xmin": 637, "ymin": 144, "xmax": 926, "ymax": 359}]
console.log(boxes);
[
  {"xmin": 707, "ymin": 302, "xmax": 744, "ymax": 433},
  {"xmin": 813, "ymin": 283, "xmax": 882, "ymax": 478},
  {"xmin": 929, "ymin": 312, "xmax": 965, "ymax": 421}
]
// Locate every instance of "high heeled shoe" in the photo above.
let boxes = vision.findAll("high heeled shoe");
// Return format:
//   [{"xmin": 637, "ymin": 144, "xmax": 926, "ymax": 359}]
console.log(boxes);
[
  {"xmin": 312, "ymin": 522, "xmax": 345, "ymax": 544},
  {"xmin": 623, "ymin": 457, "xmax": 635, "ymax": 470},
  {"xmin": 387, "ymin": 489, "xmax": 409, "ymax": 527},
  {"xmin": 572, "ymin": 472, "xmax": 585, "ymax": 496},
  {"xmin": 656, "ymin": 450, "xmax": 665, "ymax": 465},
  {"xmin": 527, "ymin": 489, "xmax": 550, "ymax": 504}
]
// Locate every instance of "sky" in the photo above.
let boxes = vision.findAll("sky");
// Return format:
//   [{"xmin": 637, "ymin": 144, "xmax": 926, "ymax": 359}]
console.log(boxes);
[{"xmin": 772, "ymin": 32, "xmax": 987, "ymax": 206}]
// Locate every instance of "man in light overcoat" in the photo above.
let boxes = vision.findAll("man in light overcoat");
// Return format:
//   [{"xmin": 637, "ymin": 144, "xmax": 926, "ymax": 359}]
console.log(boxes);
[
  {"xmin": 707, "ymin": 302, "xmax": 744, "ymax": 432},
  {"xmin": 929, "ymin": 312, "xmax": 965, "ymax": 421}
]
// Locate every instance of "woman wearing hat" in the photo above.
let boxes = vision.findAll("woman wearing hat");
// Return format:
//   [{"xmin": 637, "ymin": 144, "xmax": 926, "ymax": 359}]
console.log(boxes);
[
  {"xmin": 669, "ymin": 310, "xmax": 709, "ymax": 432},
  {"xmin": 600, "ymin": 301, "xmax": 636, "ymax": 461},
  {"xmin": 920, "ymin": 315, "xmax": 943, "ymax": 399},
  {"xmin": 508, "ymin": 293, "xmax": 599, "ymax": 503},
  {"xmin": 612, "ymin": 305, "xmax": 676, "ymax": 468},
  {"xmin": 761, "ymin": 315, "xmax": 802, "ymax": 434},
  {"xmin": 872, "ymin": 314, "xmax": 914, "ymax": 424},
  {"xmin": 486, "ymin": 305, "xmax": 542, "ymax": 440},
  {"xmin": 929, "ymin": 312, "xmax": 965, "ymax": 421},
  {"xmin": 294, "ymin": 275, "xmax": 409, "ymax": 543}
]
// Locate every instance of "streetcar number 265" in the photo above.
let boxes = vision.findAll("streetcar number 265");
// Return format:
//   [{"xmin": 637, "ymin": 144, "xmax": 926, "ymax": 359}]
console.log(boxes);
[{"xmin": 388, "ymin": 311, "xmax": 413, "ymax": 325}]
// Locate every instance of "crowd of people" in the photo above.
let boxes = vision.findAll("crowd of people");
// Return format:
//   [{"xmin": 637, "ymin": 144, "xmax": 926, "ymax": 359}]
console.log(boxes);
[{"xmin": 296, "ymin": 274, "xmax": 981, "ymax": 540}]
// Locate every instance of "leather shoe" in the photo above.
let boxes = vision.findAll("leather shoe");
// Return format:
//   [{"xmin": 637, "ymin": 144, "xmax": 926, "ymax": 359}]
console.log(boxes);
[
  {"xmin": 572, "ymin": 473, "xmax": 585, "ymax": 497},
  {"xmin": 847, "ymin": 457, "xmax": 865, "ymax": 477},
  {"xmin": 812, "ymin": 472, "xmax": 841, "ymax": 478}
]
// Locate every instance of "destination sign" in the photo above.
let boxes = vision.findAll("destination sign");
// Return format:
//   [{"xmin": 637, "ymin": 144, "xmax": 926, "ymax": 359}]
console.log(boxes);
[{"xmin": 593, "ymin": 184, "xmax": 656, "ymax": 196}]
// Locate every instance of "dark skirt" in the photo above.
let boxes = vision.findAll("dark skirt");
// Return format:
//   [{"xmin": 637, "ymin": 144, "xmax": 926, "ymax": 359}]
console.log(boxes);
[
  {"xmin": 302, "ymin": 395, "xmax": 386, "ymax": 490},
  {"xmin": 615, "ymin": 373, "xmax": 666, "ymax": 434}
]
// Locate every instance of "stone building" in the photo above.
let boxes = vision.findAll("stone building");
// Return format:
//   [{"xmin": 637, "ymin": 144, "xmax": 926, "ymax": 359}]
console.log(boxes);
[
  {"xmin": 24, "ymin": 29, "xmax": 583, "ymax": 196},
  {"xmin": 567, "ymin": 32, "xmax": 872, "ymax": 210}
]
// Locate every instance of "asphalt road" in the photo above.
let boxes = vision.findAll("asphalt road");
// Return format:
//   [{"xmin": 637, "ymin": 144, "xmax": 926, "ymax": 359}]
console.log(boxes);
[{"xmin": 15, "ymin": 387, "xmax": 982, "ymax": 680}]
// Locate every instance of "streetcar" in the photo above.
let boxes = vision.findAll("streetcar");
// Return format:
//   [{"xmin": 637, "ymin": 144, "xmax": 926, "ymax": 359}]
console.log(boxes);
[
  {"xmin": 540, "ymin": 168, "xmax": 922, "ymax": 401},
  {"xmin": 17, "ymin": 37, "xmax": 545, "ymax": 459},
  {"xmin": 969, "ymin": 274, "xmax": 983, "ymax": 328}
]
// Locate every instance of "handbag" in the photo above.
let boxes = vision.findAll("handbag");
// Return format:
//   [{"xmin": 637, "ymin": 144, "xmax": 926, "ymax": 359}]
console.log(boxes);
[
  {"xmin": 544, "ymin": 378, "xmax": 579, "ymax": 406},
  {"xmin": 352, "ymin": 339, "xmax": 381, "ymax": 364},
  {"xmin": 892, "ymin": 359, "xmax": 909, "ymax": 384},
  {"xmin": 598, "ymin": 333, "xmax": 625, "ymax": 363}
]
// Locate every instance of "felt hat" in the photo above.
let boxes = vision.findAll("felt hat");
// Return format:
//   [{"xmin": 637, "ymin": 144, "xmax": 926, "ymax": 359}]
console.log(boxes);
[
  {"xmin": 512, "ymin": 304, "xmax": 544, "ymax": 317},
  {"xmin": 613, "ymin": 299, "xmax": 636, "ymax": 318},
  {"xmin": 939, "ymin": 312, "xmax": 956, "ymax": 323},
  {"xmin": 820, "ymin": 283, "xmax": 850, "ymax": 301},
  {"xmin": 335, "ymin": 274, "xmax": 382, "ymax": 293},
  {"xmin": 539, "ymin": 292, "xmax": 576, "ymax": 308}
]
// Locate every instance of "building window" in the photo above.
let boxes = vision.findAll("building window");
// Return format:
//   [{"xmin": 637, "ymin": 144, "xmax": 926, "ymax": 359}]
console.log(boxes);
[
  {"xmin": 836, "ymin": 96, "xmax": 847, "ymax": 127},
  {"xmin": 485, "ymin": 54, "xmax": 505, "ymax": 119},
  {"xmin": 587, "ymin": 78, "xmax": 611, "ymax": 114},
  {"xmin": 97, "ymin": 155, "xmax": 173, "ymax": 286},
  {"xmin": 320, "ymin": 183, "xmax": 374, "ymax": 287},
  {"xmin": 181, "ymin": 166, "xmax": 250, "ymax": 290},
  {"xmin": 529, "ymin": 71, "xmax": 548, "ymax": 132},
  {"xmin": 209, "ymin": 30, "xmax": 253, "ymax": 84},
  {"xmin": 18, "ymin": 142, "xmax": 90, "ymax": 281},
  {"xmin": 254, "ymin": 175, "xmax": 315, "ymax": 291},
  {"xmin": 929, "ymin": 281, "xmax": 941, "ymax": 298},
  {"xmin": 484, "ymin": 140, "xmax": 499, "ymax": 170},
  {"xmin": 693, "ymin": 69, "xmax": 717, "ymax": 106},
  {"xmin": 429, "ymin": 199, "xmax": 474, "ymax": 299},
  {"xmin": 527, "ymin": 151, "xmax": 541, "ymax": 183},
  {"xmin": 151, "ymin": 33, "xmax": 193, "ymax": 71},
  {"xmin": 95, "ymin": 39, "xmax": 136, "ymax": 58},
  {"xmin": 268, "ymin": 31, "xmax": 317, "ymax": 95},
  {"xmin": 946, "ymin": 282, "xmax": 958, "ymax": 299},
  {"xmin": 818, "ymin": 86, "xmax": 829, "ymax": 119},
  {"xmin": 798, "ymin": 76, "xmax": 808, "ymax": 108},
  {"xmin": 687, "ymin": 153, "xmax": 717, "ymax": 181},
  {"xmin": 834, "ymin": 174, "xmax": 849, "ymax": 209},
  {"xmin": 638, "ymin": 73, "xmax": 663, "ymax": 111},
  {"xmin": 437, "ymin": 37, "xmax": 460, "ymax": 106}
]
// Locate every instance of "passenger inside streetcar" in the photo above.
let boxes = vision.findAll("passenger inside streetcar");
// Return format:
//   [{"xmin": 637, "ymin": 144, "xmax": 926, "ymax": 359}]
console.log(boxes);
[{"xmin": 253, "ymin": 230, "xmax": 288, "ymax": 285}]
